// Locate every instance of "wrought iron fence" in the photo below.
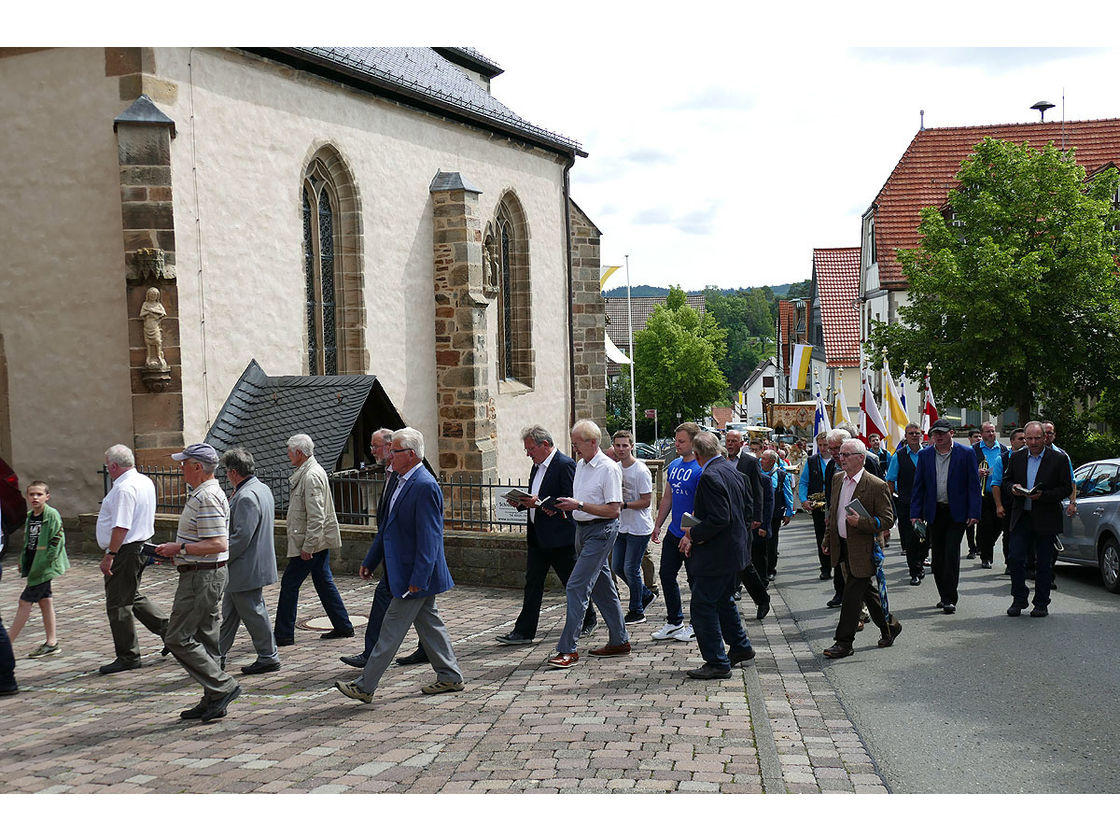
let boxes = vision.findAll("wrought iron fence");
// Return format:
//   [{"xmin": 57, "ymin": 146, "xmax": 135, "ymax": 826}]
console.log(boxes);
[{"xmin": 99, "ymin": 466, "xmax": 531, "ymax": 532}]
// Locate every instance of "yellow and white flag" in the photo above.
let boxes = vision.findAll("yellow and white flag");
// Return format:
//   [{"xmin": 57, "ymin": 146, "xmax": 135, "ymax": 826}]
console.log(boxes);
[
  {"xmin": 882, "ymin": 360, "xmax": 910, "ymax": 451},
  {"xmin": 791, "ymin": 344, "xmax": 813, "ymax": 390},
  {"xmin": 599, "ymin": 265, "xmax": 621, "ymax": 292},
  {"xmin": 833, "ymin": 381, "xmax": 852, "ymax": 426},
  {"xmin": 737, "ymin": 391, "xmax": 745, "ymax": 407}
]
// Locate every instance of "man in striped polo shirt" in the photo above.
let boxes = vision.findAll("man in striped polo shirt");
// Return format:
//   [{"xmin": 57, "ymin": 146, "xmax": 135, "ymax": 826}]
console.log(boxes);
[{"xmin": 155, "ymin": 443, "xmax": 241, "ymax": 723}]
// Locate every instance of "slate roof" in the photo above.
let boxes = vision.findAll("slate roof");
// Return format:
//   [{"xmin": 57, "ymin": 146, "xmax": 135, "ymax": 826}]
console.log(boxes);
[
  {"xmin": 251, "ymin": 47, "xmax": 584, "ymax": 158},
  {"xmin": 870, "ymin": 118, "xmax": 1120, "ymax": 290},
  {"xmin": 812, "ymin": 247, "xmax": 861, "ymax": 368},
  {"xmin": 204, "ymin": 360, "xmax": 406, "ymax": 497}
]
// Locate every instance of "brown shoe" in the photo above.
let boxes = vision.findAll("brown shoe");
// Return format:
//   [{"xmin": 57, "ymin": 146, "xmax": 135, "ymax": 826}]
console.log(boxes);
[
  {"xmin": 547, "ymin": 652, "xmax": 579, "ymax": 669},
  {"xmin": 877, "ymin": 621, "xmax": 903, "ymax": 648},
  {"xmin": 588, "ymin": 642, "xmax": 631, "ymax": 657},
  {"xmin": 822, "ymin": 643, "xmax": 853, "ymax": 659}
]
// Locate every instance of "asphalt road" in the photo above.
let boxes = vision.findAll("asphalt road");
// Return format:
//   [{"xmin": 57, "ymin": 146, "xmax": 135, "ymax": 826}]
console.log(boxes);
[{"xmin": 772, "ymin": 513, "xmax": 1120, "ymax": 793}]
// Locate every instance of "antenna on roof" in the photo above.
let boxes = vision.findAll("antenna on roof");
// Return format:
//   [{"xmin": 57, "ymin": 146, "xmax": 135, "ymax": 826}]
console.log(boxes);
[
  {"xmin": 1031, "ymin": 100, "xmax": 1055, "ymax": 122},
  {"xmin": 919, "ymin": 109, "xmax": 924, "ymax": 131}
]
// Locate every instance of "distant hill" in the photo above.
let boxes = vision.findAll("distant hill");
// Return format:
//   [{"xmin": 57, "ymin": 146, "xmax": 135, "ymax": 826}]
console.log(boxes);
[{"xmin": 603, "ymin": 283, "xmax": 795, "ymax": 298}]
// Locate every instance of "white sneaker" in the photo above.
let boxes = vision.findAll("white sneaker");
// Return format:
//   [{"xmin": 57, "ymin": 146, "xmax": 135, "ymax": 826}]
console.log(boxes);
[
  {"xmin": 669, "ymin": 624, "xmax": 695, "ymax": 642},
  {"xmin": 651, "ymin": 622, "xmax": 684, "ymax": 641}
]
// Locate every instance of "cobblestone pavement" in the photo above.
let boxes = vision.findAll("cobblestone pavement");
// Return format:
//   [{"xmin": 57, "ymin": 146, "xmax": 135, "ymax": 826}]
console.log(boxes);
[{"xmin": 0, "ymin": 518, "xmax": 887, "ymax": 794}]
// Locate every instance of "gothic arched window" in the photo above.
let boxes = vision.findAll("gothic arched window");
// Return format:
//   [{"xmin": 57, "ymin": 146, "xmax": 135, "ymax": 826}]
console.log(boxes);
[
  {"xmin": 493, "ymin": 192, "xmax": 533, "ymax": 387},
  {"xmin": 300, "ymin": 147, "xmax": 366, "ymax": 377}
]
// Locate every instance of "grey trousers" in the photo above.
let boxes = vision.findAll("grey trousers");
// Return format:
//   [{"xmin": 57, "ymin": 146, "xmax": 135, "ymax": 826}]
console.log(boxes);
[
  {"xmin": 356, "ymin": 594, "xmax": 461, "ymax": 695},
  {"xmin": 104, "ymin": 541, "xmax": 169, "ymax": 663},
  {"xmin": 165, "ymin": 566, "xmax": 238, "ymax": 701},
  {"xmin": 219, "ymin": 588, "xmax": 279, "ymax": 665}
]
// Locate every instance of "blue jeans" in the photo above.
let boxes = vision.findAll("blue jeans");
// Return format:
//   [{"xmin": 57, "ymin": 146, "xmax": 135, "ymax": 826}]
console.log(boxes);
[
  {"xmin": 558, "ymin": 520, "xmax": 628, "ymax": 654},
  {"xmin": 659, "ymin": 532, "xmax": 688, "ymax": 626},
  {"xmin": 689, "ymin": 573, "xmax": 751, "ymax": 669},
  {"xmin": 274, "ymin": 549, "xmax": 353, "ymax": 642},
  {"xmin": 612, "ymin": 532, "xmax": 653, "ymax": 614},
  {"xmin": 0, "ymin": 564, "xmax": 17, "ymax": 692}
]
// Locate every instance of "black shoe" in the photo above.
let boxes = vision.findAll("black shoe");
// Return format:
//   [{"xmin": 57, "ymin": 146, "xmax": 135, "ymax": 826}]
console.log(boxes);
[
  {"xmin": 641, "ymin": 590, "xmax": 658, "ymax": 610},
  {"xmin": 340, "ymin": 653, "xmax": 369, "ymax": 668},
  {"xmin": 729, "ymin": 646, "xmax": 755, "ymax": 666},
  {"xmin": 0, "ymin": 687, "xmax": 20, "ymax": 697},
  {"xmin": 756, "ymin": 599, "xmax": 771, "ymax": 621},
  {"xmin": 909, "ymin": 576, "xmax": 921, "ymax": 586},
  {"xmin": 275, "ymin": 638, "xmax": 295, "ymax": 647},
  {"xmin": 161, "ymin": 645, "xmax": 171, "ymax": 657},
  {"xmin": 179, "ymin": 700, "xmax": 209, "ymax": 720},
  {"xmin": 823, "ymin": 643, "xmax": 853, "ymax": 659},
  {"xmin": 686, "ymin": 663, "xmax": 733, "ymax": 680},
  {"xmin": 877, "ymin": 621, "xmax": 902, "ymax": 647},
  {"xmin": 241, "ymin": 660, "xmax": 281, "ymax": 675},
  {"xmin": 1006, "ymin": 601, "xmax": 1028, "ymax": 617},
  {"xmin": 966, "ymin": 551, "xmax": 976, "ymax": 559},
  {"xmin": 943, "ymin": 604, "xmax": 956, "ymax": 614},
  {"xmin": 98, "ymin": 658, "xmax": 141, "ymax": 675},
  {"xmin": 495, "ymin": 633, "xmax": 534, "ymax": 646},
  {"xmin": 579, "ymin": 622, "xmax": 598, "ymax": 638},
  {"xmin": 819, "ymin": 571, "xmax": 831, "ymax": 580},
  {"xmin": 1050, "ymin": 580, "xmax": 1058, "ymax": 590},
  {"xmin": 767, "ymin": 572, "xmax": 776, "ymax": 581},
  {"xmin": 981, "ymin": 560, "xmax": 992, "ymax": 569},
  {"xmin": 935, "ymin": 601, "xmax": 945, "ymax": 609},
  {"xmin": 623, "ymin": 610, "xmax": 647, "ymax": 625},
  {"xmin": 200, "ymin": 685, "xmax": 242, "ymax": 723},
  {"xmin": 395, "ymin": 647, "xmax": 428, "ymax": 666},
  {"xmin": 826, "ymin": 597, "xmax": 843, "ymax": 608},
  {"xmin": 1030, "ymin": 606, "xmax": 1048, "ymax": 618},
  {"xmin": 320, "ymin": 628, "xmax": 355, "ymax": 640}
]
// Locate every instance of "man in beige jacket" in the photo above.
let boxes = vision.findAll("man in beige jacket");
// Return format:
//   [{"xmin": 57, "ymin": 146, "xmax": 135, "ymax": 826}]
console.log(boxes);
[{"xmin": 273, "ymin": 434, "xmax": 353, "ymax": 646}]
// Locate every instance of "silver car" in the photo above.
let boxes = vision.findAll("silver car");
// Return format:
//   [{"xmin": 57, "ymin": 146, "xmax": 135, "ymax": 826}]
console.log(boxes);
[{"xmin": 1058, "ymin": 458, "xmax": 1120, "ymax": 593}]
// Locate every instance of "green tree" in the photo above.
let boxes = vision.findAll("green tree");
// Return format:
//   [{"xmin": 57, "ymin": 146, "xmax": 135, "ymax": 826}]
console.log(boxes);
[
  {"xmin": 704, "ymin": 286, "xmax": 776, "ymax": 391},
  {"xmin": 869, "ymin": 137, "xmax": 1120, "ymax": 420},
  {"xmin": 634, "ymin": 286, "xmax": 729, "ymax": 426}
]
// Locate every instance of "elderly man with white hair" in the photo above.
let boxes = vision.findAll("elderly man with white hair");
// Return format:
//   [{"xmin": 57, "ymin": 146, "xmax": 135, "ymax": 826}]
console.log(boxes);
[{"xmin": 273, "ymin": 433, "xmax": 353, "ymax": 646}]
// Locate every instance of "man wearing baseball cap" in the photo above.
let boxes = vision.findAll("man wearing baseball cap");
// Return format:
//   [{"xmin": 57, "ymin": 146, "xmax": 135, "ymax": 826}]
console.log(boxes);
[
  {"xmin": 910, "ymin": 420, "xmax": 982, "ymax": 614},
  {"xmin": 154, "ymin": 443, "xmax": 241, "ymax": 722}
]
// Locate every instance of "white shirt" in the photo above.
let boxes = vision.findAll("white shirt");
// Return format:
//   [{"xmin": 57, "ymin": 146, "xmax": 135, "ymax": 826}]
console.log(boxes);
[
  {"xmin": 837, "ymin": 469, "xmax": 864, "ymax": 540},
  {"xmin": 528, "ymin": 448, "xmax": 556, "ymax": 524},
  {"xmin": 96, "ymin": 467, "xmax": 157, "ymax": 548},
  {"xmin": 572, "ymin": 449, "xmax": 622, "ymax": 522},
  {"xmin": 619, "ymin": 459, "xmax": 654, "ymax": 535}
]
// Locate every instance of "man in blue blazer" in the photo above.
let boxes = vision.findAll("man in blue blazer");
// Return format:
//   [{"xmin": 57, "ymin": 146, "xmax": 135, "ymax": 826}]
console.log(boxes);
[
  {"xmin": 910, "ymin": 419, "xmax": 981, "ymax": 613},
  {"xmin": 681, "ymin": 432, "xmax": 754, "ymax": 679},
  {"xmin": 335, "ymin": 428, "xmax": 463, "ymax": 702},
  {"xmin": 497, "ymin": 425, "xmax": 595, "ymax": 644}
]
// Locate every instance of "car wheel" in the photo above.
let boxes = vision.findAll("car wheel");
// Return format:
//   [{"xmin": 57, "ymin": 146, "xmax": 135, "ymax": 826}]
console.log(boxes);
[{"xmin": 1099, "ymin": 536, "xmax": 1120, "ymax": 594}]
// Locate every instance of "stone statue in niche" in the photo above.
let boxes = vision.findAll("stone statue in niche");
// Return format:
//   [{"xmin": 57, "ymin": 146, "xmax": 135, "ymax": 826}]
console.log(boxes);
[
  {"xmin": 139, "ymin": 287, "xmax": 168, "ymax": 368},
  {"xmin": 482, "ymin": 240, "xmax": 500, "ymax": 298}
]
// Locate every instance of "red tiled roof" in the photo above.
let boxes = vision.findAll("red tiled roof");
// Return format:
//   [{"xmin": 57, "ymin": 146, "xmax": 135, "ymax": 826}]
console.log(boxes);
[
  {"xmin": 872, "ymin": 118, "xmax": 1120, "ymax": 289},
  {"xmin": 777, "ymin": 299, "xmax": 796, "ymax": 374},
  {"xmin": 813, "ymin": 247, "xmax": 861, "ymax": 368}
]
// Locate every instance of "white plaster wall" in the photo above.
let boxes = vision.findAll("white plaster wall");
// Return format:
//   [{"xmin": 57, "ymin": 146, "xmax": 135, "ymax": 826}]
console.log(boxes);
[
  {"xmin": 154, "ymin": 48, "xmax": 572, "ymax": 480},
  {"xmin": 0, "ymin": 49, "xmax": 135, "ymax": 512}
]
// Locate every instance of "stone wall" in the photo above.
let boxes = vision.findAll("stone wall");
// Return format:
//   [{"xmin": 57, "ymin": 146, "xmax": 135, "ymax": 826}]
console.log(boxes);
[{"xmin": 569, "ymin": 200, "xmax": 607, "ymax": 429}]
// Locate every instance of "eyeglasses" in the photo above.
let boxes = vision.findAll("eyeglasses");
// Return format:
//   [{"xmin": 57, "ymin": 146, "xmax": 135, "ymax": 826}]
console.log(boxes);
[{"xmin": 390, "ymin": 448, "xmax": 412, "ymax": 454}]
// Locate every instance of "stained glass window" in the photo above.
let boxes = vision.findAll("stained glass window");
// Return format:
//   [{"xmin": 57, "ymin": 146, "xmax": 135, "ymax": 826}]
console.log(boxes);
[{"xmin": 302, "ymin": 165, "xmax": 339, "ymax": 376}]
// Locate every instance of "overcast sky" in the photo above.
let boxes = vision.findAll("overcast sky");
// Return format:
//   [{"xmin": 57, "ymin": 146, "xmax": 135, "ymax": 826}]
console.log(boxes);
[{"xmin": 484, "ymin": 40, "xmax": 1119, "ymax": 292}]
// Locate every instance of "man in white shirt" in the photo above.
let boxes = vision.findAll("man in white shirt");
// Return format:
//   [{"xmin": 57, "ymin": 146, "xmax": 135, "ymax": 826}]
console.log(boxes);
[
  {"xmin": 548, "ymin": 420, "xmax": 630, "ymax": 669},
  {"xmin": 96, "ymin": 444, "xmax": 168, "ymax": 675}
]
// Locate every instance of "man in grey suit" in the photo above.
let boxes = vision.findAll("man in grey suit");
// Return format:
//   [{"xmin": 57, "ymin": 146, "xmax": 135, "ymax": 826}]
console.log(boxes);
[{"xmin": 218, "ymin": 447, "xmax": 281, "ymax": 674}]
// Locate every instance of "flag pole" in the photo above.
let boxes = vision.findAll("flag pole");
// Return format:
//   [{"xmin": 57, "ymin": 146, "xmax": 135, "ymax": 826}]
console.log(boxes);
[{"xmin": 625, "ymin": 254, "xmax": 637, "ymax": 435}]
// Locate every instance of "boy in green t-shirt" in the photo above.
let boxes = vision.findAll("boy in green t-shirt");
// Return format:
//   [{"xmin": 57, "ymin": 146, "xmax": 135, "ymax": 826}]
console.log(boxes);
[{"xmin": 9, "ymin": 481, "xmax": 69, "ymax": 658}]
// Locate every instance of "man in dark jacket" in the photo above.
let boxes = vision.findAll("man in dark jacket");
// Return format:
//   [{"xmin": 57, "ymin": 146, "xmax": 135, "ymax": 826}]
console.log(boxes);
[
  {"xmin": 681, "ymin": 432, "xmax": 754, "ymax": 679},
  {"xmin": 1001, "ymin": 421, "xmax": 1073, "ymax": 617}
]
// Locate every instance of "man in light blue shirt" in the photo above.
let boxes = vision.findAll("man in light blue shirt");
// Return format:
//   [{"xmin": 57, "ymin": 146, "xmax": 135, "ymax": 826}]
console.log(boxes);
[{"xmin": 973, "ymin": 422, "xmax": 1008, "ymax": 570}]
